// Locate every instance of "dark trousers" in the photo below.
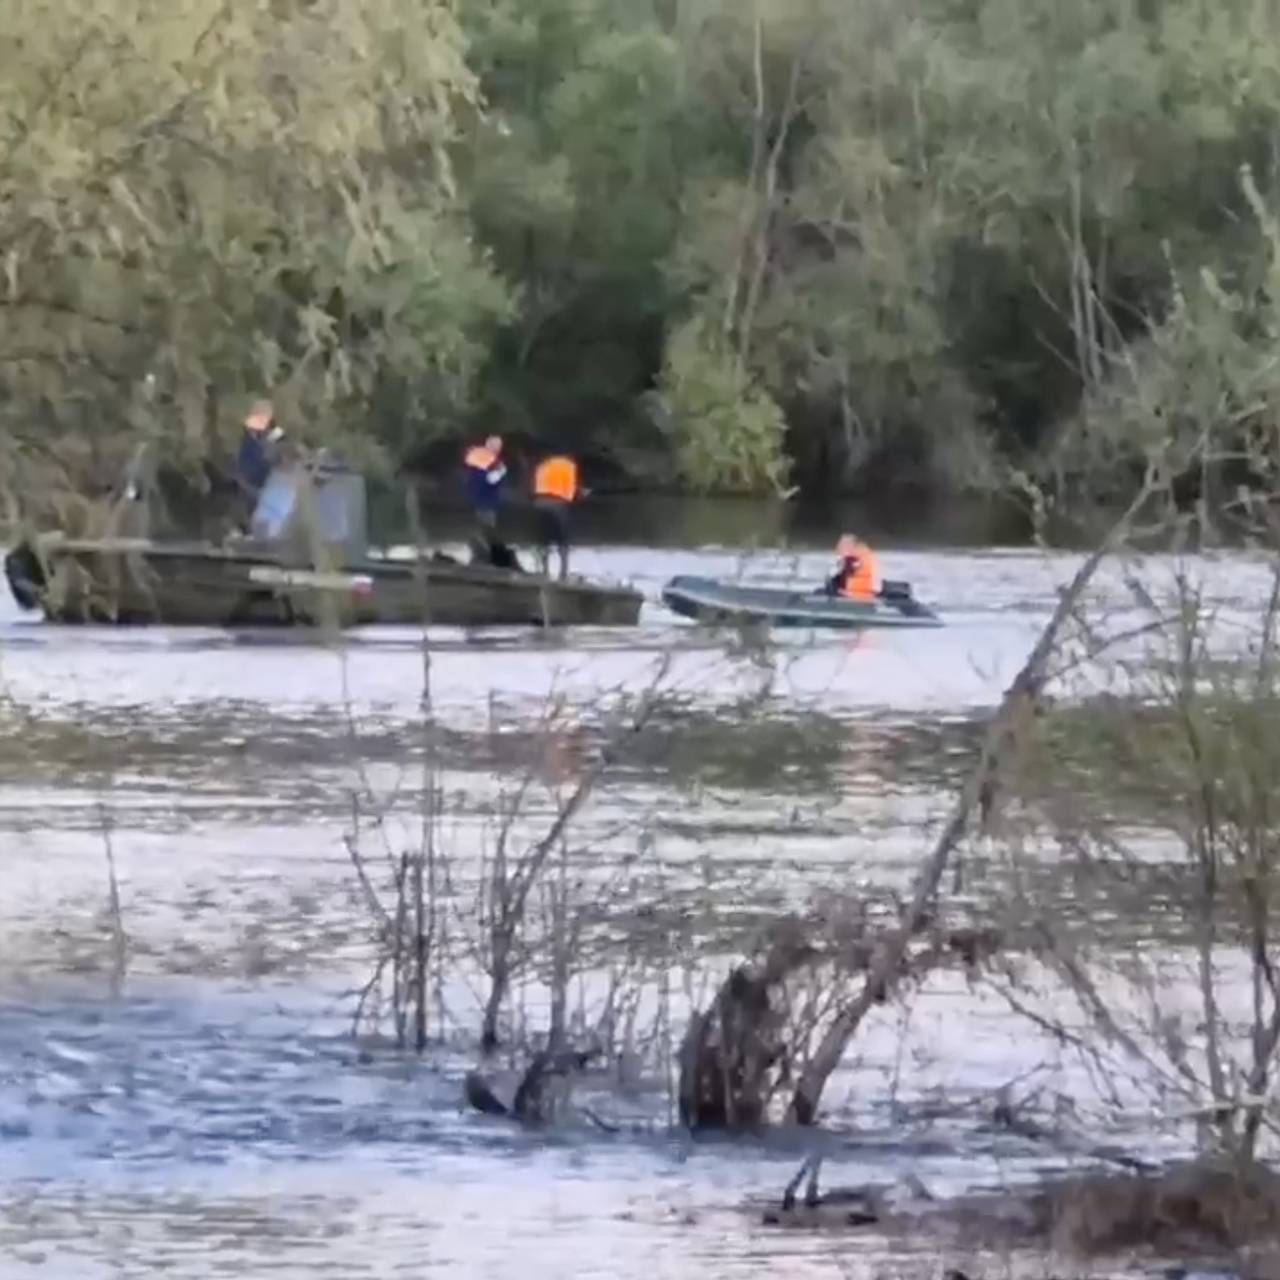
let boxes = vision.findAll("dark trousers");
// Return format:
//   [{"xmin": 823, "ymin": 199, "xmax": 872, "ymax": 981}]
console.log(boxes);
[{"xmin": 533, "ymin": 497, "xmax": 572, "ymax": 579}]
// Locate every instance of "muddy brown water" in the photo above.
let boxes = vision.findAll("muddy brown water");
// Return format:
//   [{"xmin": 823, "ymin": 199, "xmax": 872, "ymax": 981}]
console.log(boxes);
[{"xmin": 0, "ymin": 533, "xmax": 1272, "ymax": 1279}]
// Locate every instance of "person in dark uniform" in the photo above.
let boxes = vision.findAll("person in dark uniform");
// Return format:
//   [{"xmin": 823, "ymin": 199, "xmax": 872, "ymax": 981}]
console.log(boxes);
[
  {"xmin": 463, "ymin": 433, "xmax": 524, "ymax": 569},
  {"xmin": 463, "ymin": 434, "xmax": 507, "ymax": 532},
  {"xmin": 234, "ymin": 399, "xmax": 285, "ymax": 530},
  {"xmin": 237, "ymin": 400, "xmax": 283, "ymax": 499}
]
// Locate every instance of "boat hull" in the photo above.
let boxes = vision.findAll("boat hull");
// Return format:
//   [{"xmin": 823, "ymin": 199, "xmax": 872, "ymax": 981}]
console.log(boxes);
[
  {"xmin": 6, "ymin": 539, "xmax": 642, "ymax": 628},
  {"xmin": 661, "ymin": 575, "xmax": 942, "ymax": 629}
]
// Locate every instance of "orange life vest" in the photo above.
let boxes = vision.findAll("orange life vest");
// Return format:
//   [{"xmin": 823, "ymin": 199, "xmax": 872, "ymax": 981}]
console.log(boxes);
[
  {"xmin": 841, "ymin": 543, "xmax": 880, "ymax": 601},
  {"xmin": 534, "ymin": 455, "xmax": 579, "ymax": 502},
  {"xmin": 465, "ymin": 445, "xmax": 499, "ymax": 471}
]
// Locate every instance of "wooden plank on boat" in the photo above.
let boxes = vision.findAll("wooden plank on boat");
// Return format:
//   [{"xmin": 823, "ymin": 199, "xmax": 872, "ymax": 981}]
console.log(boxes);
[{"xmin": 247, "ymin": 566, "xmax": 375, "ymax": 593}]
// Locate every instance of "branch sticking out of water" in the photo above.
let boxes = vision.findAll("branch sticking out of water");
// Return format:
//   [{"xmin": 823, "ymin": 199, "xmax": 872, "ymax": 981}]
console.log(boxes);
[
  {"xmin": 787, "ymin": 463, "xmax": 1169, "ymax": 1125},
  {"xmin": 97, "ymin": 802, "xmax": 127, "ymax": 996},
  {"xmin": 480, "ymin": 652, "xmax": 674, "ymax": 1053}
]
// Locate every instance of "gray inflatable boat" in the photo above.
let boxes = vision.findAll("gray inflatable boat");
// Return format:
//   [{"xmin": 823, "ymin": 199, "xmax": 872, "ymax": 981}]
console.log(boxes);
[{"xmin": 661, "ymin": 574, "xmax": 943, "ymax": 630}]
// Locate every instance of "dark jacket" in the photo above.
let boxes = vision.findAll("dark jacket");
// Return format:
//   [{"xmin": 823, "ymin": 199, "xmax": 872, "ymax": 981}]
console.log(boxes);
[
  {"xmin": 464, "ymin": 445, "xmax": 507, "ymax": 514},
  {"xmin": 236, "ymin": 430, "xmax": 272, "ymax": 494}
]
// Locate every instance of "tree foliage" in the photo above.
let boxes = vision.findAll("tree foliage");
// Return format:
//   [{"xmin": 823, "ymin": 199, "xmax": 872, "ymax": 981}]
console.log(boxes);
[
  {"xmin": 7, "ymin": 0, "xmax": 1280, "ymax": 502},
  {"xmin": 0, "ymin": 0, "xmax": 506, "ymax": 506},
  {"xmin": 648, "ymin": 315, "xmax": 789, "ymax": 493}
]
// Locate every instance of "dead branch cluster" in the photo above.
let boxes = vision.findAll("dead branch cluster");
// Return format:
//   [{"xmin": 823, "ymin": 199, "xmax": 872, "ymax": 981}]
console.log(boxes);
[
  {"xmin": 763, "ymin": 1151, "xmax": 1280, "ymax": 1266},
  {"xmin": 344, "ymin": 652, "xmax": 680, "ymax": 1118},
  {"xmin": 677, "ymin": 911, "xmax": 1003, "ymax": 1131}
]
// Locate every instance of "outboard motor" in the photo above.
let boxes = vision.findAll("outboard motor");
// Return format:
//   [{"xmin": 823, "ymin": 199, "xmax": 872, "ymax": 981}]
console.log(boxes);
[
  {"xmin": 4, "ymin": 544, "xmax": 46, "ymax": 611},
  {"xmin": 879, "ymin": 578, "xmax": 934, "ymax": 619}
]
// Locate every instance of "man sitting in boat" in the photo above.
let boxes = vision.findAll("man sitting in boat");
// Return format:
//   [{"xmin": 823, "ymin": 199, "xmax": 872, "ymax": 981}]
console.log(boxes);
[{"xmin": 824, "ymin": 533, "xmax": 880, "ymax": 601}]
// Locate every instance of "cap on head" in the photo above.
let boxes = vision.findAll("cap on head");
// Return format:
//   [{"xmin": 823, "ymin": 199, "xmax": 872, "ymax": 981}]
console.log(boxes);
[
  {"xmin": 245, "ymin": 400, "xmax": 275, "ymax": 433},
  {"xmin": 485, "ymin": 434, "xmax": 503, "ymax": 454},
  {"xmin": 836, "ymin": 533, "xmax": 858, "ymax": 558}
]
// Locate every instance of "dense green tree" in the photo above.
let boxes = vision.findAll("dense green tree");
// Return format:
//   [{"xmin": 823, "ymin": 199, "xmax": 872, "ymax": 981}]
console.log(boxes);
[
  {"xmin": 457, "ymin": 0, "xmax": 686, "ymax": 473},
  {"xmin": 6, "ymin": 0, "xmax": 1280, "ymax": 508},
  {"xmin": 0, "ymin": 0, "xmax": 506, "ymax": 513}
]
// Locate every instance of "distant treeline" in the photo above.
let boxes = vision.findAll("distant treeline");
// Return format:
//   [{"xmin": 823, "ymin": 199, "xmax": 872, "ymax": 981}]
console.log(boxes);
[{"xmin": 5, "ymin": 0, "xmax": 1280, "ymax": 511}]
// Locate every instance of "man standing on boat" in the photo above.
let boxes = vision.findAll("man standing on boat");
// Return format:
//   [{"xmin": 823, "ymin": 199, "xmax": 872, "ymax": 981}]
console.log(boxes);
[
  {"xmin": 532, "ymin": 450, "xmax": 583, "ymax": 579},
  {"xmin": 464, "ymin": 434, "xmax": 525, "ymax": 570},
  {"xmin": 825, "ymin": 533, "xmax": 880, "ymax": 600},
  {"xmin": 236, "ymin": 400, "xmax": 285, "ymax": 527},
  {"xmin": 238, "ymin": 400, "xmax": 284, "ymax": 492},
  {"xmin": 463, "ymin": 434, "xmax": 507, "ymax": 532}
]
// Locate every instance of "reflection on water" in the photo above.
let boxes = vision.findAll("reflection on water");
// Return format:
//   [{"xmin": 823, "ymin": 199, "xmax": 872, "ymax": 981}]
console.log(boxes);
[
  {"xmin": 0, "ymin": 979, "xmax": 1124, "ymax": 1279},
  {"xmin": 0, "ymin": 540, "xmax": 1268, "ymax": 1278}
]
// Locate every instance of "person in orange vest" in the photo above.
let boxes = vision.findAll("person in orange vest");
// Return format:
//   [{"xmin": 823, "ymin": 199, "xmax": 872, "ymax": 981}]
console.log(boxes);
[
  {"xmin": 463, "ymin": 434, "xmax": 508, "ymax": 532},
  {"xmin": 825, "ymin": 533, "xmax": 880, "ymax": 601},
  {"xmin": 532, "ymin": 452, "xmax": 584, "ymax": 579}
]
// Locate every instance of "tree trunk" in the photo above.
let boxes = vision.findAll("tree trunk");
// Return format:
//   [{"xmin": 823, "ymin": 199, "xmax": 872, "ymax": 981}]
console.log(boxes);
[
  {"xmin": 481, "ymin": 925, "xmax": 512, "ymax": 1054},
  {"xmin": 548, "ymin": 840, "xmax": 570, "ymax": 1053},
  {"xmin": 678, "ymin": 927, "xmax": 814, "ymax": 1130},
  {"xmin": 735, "ymin": 44, "xmax": 802, "ymax": 374},
  {"xmin": 722, "ymin": 3, "xmax": 767, "ymax": 349}
]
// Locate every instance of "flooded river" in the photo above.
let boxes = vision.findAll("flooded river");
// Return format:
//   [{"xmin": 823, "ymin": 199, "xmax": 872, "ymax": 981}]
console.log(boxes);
[{"xmin": 0, "ymin": 527, "xmax": 1270, "ymax": 1279}]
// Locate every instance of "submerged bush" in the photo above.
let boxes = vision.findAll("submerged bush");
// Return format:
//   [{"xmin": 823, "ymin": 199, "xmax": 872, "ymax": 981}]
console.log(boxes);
[{"xmin": 648, "ymin": 318, "xmax": 790, "ymax": 495}]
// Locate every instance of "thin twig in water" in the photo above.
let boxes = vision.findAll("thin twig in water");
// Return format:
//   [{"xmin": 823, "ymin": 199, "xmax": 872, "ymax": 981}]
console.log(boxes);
[{"xmin": 98, "ymin": 802, "xmax": 127, "ymax": 995}]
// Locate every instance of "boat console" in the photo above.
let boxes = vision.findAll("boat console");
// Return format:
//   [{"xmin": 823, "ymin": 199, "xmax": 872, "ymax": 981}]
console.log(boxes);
[{"xmin": 244, "ymin": 461, "xmax": 369, "ymax": 566}]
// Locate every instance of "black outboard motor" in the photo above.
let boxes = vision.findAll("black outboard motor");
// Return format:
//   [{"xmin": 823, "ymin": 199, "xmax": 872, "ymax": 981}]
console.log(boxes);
[
  {"xmin": 4, "ymin": 544, "xmax": 45, "ymax": 611},
  {"xmin": 879, "ymin": 578, "xmax": 934, "ymax": 619}
]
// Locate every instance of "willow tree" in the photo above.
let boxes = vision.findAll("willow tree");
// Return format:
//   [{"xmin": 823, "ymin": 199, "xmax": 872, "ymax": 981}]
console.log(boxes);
[{"xmin": 0, "ymin": 0, "xmax": 508, "ymax": 522}]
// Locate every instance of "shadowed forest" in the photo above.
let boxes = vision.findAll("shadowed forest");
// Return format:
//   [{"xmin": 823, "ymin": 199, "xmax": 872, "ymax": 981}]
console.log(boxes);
[{"xmin": 6, "ymin": 0, "xmax": 1280, "ymax": 510}]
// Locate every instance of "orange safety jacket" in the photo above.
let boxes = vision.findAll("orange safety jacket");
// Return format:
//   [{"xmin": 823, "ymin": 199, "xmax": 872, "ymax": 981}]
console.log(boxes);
[
  {"xmin": 840, "ymin": 544, "xmax": 880, "ymax": 601},
  {"xmin": 533, "ymin": 455, "xmax": 580, "ymax": 503},
  {"xmin": 464, "ymin": 443, "xmax": 506, "ymax": 513},
  {"xmin": 465, "ymin": 445, "xmax": 500, "ymax": 472}
]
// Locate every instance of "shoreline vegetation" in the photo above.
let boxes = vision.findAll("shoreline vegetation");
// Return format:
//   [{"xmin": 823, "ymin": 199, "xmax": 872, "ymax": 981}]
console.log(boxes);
[
  {"xmin": 10, "ymin": 2, "xmax": 1280, "ymax": 1277},
  {"xmin": 6, "ymin": 0, "xmax": 1280, "ymax": 523}
]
